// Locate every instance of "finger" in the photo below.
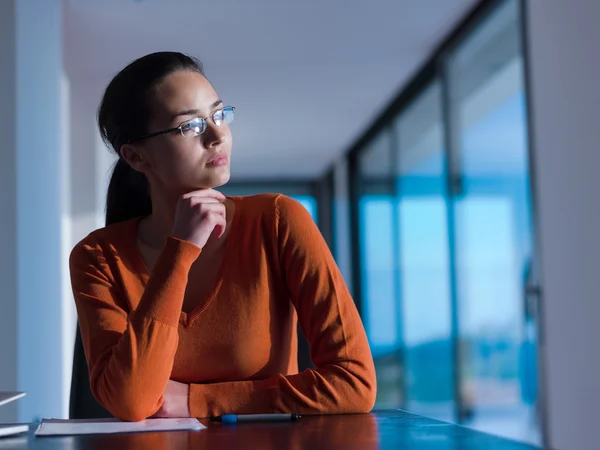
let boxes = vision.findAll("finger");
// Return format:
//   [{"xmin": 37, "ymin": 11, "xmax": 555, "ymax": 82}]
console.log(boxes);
[
  {"xmin": 181, "ymin": 188, "xmax": 224, "ymax": 199},
  {"xmin": 204, "ymin": 210, "xmax": 227, "ymax": 231},
  {"xmin": 203, "ymin": 210, "xmax": 226, "ymax": 237},
  {"xmin": 218, "ymin": 214, "xmax": 227, "ymax": 238},
  {"xmin": 200, "ymin": 202, "xmax": 226, "ymax": 219},
  {"xmin": 212, "ymin": 214, "xmax": 227, "ymax": 239},
  {"xmin": 187, "ymin": 196, "xmax": 221, "ymax": 206},
  {"xmin": 181, "ymin": 189, "xmax": 225, "ymax": 201}
]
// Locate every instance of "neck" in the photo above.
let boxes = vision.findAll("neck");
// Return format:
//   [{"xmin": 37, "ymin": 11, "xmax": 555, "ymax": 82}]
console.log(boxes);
[{"xmin": 139, "ymin": 185, "xmax": 179, "ymax": 249}]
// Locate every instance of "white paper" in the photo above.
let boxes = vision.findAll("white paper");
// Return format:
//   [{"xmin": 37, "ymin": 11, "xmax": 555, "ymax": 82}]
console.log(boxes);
[
  {"xmin": 34, "ymin": 418, "xmax": 205, "ymax": 436},
  {"xmin": 0, "ymin": 424, "xmax": 29, "ymax": 438}
]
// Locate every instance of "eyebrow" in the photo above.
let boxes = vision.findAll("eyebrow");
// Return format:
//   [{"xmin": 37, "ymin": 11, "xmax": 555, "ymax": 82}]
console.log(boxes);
[{"xmin": 173, "ymin": 100, "xmax": 224, "ymax": 119}]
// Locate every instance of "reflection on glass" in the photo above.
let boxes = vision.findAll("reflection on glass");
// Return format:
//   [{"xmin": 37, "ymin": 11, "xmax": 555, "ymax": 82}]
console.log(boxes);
[
  {"xmin": 447, "ymin": 0, "xmax": 539, "ymax": 443},
  {"xmin": 395, "ymin": 82, "xmax": 454, "ymax": 422}
]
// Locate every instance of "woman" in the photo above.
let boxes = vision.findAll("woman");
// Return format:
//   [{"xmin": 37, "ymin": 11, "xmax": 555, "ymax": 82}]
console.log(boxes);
[{"xmin": 69, "ymin": 51, "xmax": 376, "ymax": 421}]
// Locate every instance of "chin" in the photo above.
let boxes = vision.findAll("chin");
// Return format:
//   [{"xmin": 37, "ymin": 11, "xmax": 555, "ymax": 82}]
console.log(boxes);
[{"xmin": 203, "ymin": 170, "xmax": 231, "ymax": 189}]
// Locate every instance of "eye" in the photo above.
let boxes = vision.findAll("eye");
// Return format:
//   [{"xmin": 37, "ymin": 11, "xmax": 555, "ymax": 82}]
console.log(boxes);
[
  {"xmin": 180, "ymin": 118, "xmax": 205, "ymax": 137},
  {"xmin": 212, "ymin": 109, "xmax": 224, "ymax": 126},
  {"xmin": 222, "ymin": 106, "xmax": 235, "ymax": 125},
  {"xmin": 213, "ymin": 107, "xmax": 235, "ymax": 127}
]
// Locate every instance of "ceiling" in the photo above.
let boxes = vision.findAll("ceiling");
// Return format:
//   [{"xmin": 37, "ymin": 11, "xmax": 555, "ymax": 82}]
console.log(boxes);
[{"xmin": 64, "ymin": 0, "xmax": 479, "ymax": 180}]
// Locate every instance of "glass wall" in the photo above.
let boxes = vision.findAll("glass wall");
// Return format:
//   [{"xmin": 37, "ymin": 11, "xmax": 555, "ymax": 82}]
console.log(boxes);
[
  {"xmin": 357, "ymin": 130, "xmax": 404, "ymax": 408},
  {"xmin": 446, "ymin": 0, "xmax": 538, "ymax": 442},
  {"xmin": 345, "ymin": 0, "xmax": 540, "ymax": 444},
  {"xmin": 395, "ymin": 82, "xmax": 454, "ymax": 422}
]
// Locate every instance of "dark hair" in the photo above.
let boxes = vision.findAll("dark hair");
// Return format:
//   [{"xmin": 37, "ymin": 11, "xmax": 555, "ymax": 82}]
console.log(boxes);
[{"xmin": 99, "ymin": 52, "xmax": 205, "ymax": 226}]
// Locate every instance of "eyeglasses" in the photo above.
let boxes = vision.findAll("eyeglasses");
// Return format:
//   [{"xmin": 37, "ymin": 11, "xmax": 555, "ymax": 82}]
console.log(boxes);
[{"xmin": 129, "ymin": 106, "xmax": 235, "ymax": 143}]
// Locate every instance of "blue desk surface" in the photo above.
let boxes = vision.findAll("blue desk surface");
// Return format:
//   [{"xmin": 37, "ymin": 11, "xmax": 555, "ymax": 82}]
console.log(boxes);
[{"xmin": 0, "ymin": 410, "xmax": 544, "ymax": 449}]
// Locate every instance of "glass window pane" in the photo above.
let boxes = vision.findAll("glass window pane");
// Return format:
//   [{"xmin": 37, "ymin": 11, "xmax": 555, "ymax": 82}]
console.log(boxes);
[
  {"xmin": 446, "ymin": 0, "xmax": 539, "ymax": 444},
  {"xmin": 395, "ymin": 81, "xmax": 454, "ymax": 422},
  {"xmin": 358, "ymin": 130, "xmax": 402, "ymax": 408}
]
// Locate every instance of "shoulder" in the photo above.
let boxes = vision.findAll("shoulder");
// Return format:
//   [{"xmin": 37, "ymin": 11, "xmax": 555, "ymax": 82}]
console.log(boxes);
[
  {"xmin": 69, "ymin": 218, "xmax": 138, "ymax": 268},
  {"xmin": 236, "ymin": 194, "xmax": 311, "ymax": 226}
]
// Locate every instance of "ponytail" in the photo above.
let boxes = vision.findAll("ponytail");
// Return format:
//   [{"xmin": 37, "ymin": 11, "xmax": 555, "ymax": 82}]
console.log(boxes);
[
  {"xmin": 105, "ymin": 159, "xmax": 152, "ymax": 226},
  {"xmin": 98, "ymin": 52, "xmax": 205, "ymax": 226}
]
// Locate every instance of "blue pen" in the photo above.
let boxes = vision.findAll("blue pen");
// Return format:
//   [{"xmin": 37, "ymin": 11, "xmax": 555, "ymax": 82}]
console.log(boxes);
[{"xmin": 213, "ymin": 413, "xmax": 301, "ymax": 423}]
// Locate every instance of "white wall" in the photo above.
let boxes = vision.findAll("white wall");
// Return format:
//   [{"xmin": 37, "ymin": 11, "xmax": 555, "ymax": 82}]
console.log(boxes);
[
  {"xmin": 525, "ymin": 1, "xmax": 600, "ymax": 449},
  {"xmin": 16, "ymin": 0, "xmax": 67, "ymax": 422},
  {"xmin": 66, "ymin": 76, "xmax": 117, "ymax": 416},
  {"xmin": 0, "ymin": 0, "xmax": 87, "ymax": 423},
  {"xmin": 69, "ymin": 80, "xmax": 114, "ymax": 240}
]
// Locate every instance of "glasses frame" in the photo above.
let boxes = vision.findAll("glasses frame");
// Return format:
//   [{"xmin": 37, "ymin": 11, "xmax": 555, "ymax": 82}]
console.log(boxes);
[{"xmin": 128, "ymin": 106, "xmax": 235, "ymax": 143}]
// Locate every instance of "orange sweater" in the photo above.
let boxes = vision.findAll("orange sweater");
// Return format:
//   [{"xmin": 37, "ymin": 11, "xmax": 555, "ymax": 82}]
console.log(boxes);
[{"xmin": 69, "ymin": 194, "xmax": 376, "ymax": 421}]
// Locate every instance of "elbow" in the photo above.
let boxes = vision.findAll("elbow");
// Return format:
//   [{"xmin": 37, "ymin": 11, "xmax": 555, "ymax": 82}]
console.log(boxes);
[
  {"xmin": 337, "ymin": 366, "xmax": 377, "ymax": 414},
  {"xmin": 92, "ymin": 383, "xmax": 159, "ymax": 422},
  {"xmin": 106, "ymin": 393, "xmax": 161, "ymax": 422},
  {"xmin": 364, "ymin": 382, "xmax": 377, "ymax": 412},
  {"xmin": 351, "ymin": 376, "xmax": 377, "ymax": 413},
  {"xmin": 112, "ymin": 405, "xmax": 154, "ymax": 422},
  {"xmin": 350, "ymin": 357, "xmax": 377, "ymax": 413}
]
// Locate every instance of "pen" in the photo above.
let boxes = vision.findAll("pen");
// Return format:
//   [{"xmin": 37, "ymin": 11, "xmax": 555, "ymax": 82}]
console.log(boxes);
[{"xmin": 212, "ymin": 413, "xmax": 301, "ymax": 423}]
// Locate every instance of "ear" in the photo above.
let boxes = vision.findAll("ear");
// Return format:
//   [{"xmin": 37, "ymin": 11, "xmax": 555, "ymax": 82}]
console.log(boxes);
[{"xmin": 120, "ymin": 144, "xmax": 150, "ymax": 173}]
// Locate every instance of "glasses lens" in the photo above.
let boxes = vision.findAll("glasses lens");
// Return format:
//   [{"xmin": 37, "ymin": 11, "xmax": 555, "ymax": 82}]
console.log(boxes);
[
  {"xmin": 180, "ymin": 118, "xmax": 205, "ymax": 137},
  {"xmin": 212, "ymin": 106, "xmax": 235, "ymax": 127},
  {"xmin": 222, "ymin": 106, "xmax": 235, "ymax": 125}
]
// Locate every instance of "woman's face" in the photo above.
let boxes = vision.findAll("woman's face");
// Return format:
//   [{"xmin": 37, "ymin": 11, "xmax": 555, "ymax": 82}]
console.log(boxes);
[{"xmin": 129, "ymin": 70, "xmax": 232, "ymax": 196}]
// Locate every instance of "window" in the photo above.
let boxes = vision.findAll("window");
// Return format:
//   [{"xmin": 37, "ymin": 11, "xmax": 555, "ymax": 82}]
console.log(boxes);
[
  {"xmin": 357, "ymin": 130, "xmax": 403, "ymax": 408},
  {"xmin": 395, "ymin": 82, "xmax": 454, "ymax": 422},
  {"xmin": 348, "ymin": 0, "xmax": 540, "ymax": 443},
  {"xmin": 445, "ymin": 0, "xmax": 539, "ymax": 443}
]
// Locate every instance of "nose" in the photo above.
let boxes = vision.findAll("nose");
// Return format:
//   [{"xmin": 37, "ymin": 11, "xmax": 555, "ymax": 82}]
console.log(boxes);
[{"xmin": 202, "ymin": 120, "xmax": 226, "ymax": 149}]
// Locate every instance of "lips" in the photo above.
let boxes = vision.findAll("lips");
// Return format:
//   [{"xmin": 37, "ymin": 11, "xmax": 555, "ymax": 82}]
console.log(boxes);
[{"xmin": 206, "ymin": 154, "xmax": 228, "ymax": 167}]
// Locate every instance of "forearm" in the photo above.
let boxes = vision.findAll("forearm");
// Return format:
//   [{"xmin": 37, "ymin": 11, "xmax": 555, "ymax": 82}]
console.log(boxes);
[
  {"xmin": 132, "ymin": 237, "xmax": 200, "ymax": 325},
  {"xmin": 188, "ymin": 362, "xmax": 376, "ymax": 418},
  {"xmin": 90, "ymin": 315, "xmax": 179, "ymax": 421},
  {"xmin": 76, "ymin": 237, "xmax": 201, "ymax": 421}
]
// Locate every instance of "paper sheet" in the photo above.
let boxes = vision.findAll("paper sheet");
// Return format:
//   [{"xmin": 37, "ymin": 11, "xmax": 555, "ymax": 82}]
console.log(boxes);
[
  {"xmin": 0, "ymin": 424, "xmax": 29, "ymax": 438},
  {"xmin": 34, "ymin": 418, "xmax": 205, "ymax": 436}
]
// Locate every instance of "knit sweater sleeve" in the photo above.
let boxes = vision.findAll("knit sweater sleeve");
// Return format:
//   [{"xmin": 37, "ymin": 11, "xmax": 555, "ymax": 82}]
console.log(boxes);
[{"xmin": 70, "ymin": 235, "xmax": 201, "ymax": 421}]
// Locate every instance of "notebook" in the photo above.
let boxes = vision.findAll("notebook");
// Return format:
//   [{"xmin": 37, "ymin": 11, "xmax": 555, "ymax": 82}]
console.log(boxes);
[
  {"xmin": 35, "ymin": 418, "xmax": 205, "ymax": 436},
  {"xmin": 0, "ymin": 392, "xmax": 29, "ymax": 438}
]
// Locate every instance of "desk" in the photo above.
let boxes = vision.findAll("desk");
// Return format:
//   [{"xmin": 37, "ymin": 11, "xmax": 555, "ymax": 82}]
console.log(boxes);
[{"xmin": 0, "ymin": 410, "xmax": 543, "ymax": 449}]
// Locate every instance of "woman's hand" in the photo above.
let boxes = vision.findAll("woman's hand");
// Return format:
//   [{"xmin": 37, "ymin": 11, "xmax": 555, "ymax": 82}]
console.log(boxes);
[
  {"xmin": 171, "ymin": 188, "xmax": 227, "ymax": 249},
  {"xmin": 152, "ymin": 380, "xmax": 191, "ymax": 418}
]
